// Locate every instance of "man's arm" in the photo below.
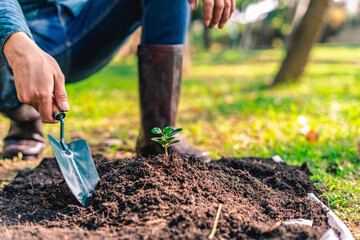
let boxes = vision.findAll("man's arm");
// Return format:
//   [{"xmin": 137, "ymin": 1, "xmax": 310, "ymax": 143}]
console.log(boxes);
[
  {"xmin": 188, "ymin": 0, "xmax": 236, "ymax": 29},
  {"xmin": 1, "ymin": 1, "xmax": 69, "ymax": 123}
]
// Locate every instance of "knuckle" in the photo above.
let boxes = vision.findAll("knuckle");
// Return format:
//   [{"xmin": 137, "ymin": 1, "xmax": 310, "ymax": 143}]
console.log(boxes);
[
  {"xmin": 59, "ymin": 71, "xmax": 65, "ymax": 79},
  {"xmin": 216, "ymin": 1, "xmax": 225, "ymax": 9},
  {"xmin": 34, "ymin": 91, "xmax": 50, "ymax": 100},
  {"xmin": 57, "ymin": 92, "xmax": 68, "ymax": 100},
  {"xmin": 224, "ymin": 0, "xmax": 231, "ymax": 8},
  {"xmin": 20, "ymin": 95, "xmax": 30, "ymax": 104},
  {"xmin": 40, "ymin": 116, "xmax": 50, "ymax": 123},
  {"xmin": 58, "ymin": 73, "xmax": 65, "ymax": 83},
  {"xmin": 46, "ymin": 53, "xmax": 55, "ymax": 62}
]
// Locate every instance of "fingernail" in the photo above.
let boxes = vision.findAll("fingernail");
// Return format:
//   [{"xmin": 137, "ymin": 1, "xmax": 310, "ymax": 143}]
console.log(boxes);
[
  {"xmin": 205, "ymin": 20, "xmax": 210, "ymax": 26},
  {"xmin": 60, "ymin": 102, "xmax": 70, "ymax": 111},
  {"xmin": 190, "ymin": 2, "xmax": 195, "ymax": 11}
]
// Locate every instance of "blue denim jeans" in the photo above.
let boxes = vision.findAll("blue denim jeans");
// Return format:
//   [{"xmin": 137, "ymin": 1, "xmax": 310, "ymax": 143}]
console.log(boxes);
[{"xmin": 0, "ymin": 0, "xmax": 190, "ymax": 111}]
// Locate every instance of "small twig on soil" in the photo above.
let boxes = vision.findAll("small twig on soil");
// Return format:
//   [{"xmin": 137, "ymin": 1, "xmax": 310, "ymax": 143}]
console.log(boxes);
[
  {"xmin": 264, "ymin": 221, "xmax": 281, "ymax": 233},
  {"xmin": 208, "ymin": 204, "xmax": 223, "ymax": 240},
  {"xmin": 27, "ymin": 176, "xmax": 35, "ymax": 192},
  {"xmin": 144, "ymin": 219, "xmax": 165, "ymax": 225}
]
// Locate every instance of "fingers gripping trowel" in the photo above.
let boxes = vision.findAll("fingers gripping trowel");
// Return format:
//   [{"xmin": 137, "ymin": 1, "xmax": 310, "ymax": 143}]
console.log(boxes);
[{"xmin": 48, "ymin": 103, "xmax": 100, "ymax": 206}]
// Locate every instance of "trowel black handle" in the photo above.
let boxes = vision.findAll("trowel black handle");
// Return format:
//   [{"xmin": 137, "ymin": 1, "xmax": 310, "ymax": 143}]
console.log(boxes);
[{"xmin": 52, "ymin": 101, "xmax": 66, "ymax": 120}]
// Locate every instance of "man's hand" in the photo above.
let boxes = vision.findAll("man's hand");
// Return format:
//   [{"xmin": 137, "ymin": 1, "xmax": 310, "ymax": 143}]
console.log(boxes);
[
  {"xmin": 4, "ymin": 32, "xmax": 69, "ymax": 123},
  {"xmin": 188, "ymin": 0, "xmax": 236, "ymax": 29}
]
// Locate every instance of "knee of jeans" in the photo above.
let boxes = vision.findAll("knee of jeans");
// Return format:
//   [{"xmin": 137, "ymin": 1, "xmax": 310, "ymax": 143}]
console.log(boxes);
[
  {"xmin": 141, "ymin": 0, "xmax": 190, "ymax": 45},
  {"xmin": 0, "ymin": 95, "xmax": 21, "ymax": 112}
]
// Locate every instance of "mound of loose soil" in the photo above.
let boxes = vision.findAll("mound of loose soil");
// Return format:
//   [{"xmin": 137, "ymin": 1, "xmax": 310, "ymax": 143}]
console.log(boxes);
[{"xmin": 0, "ymin": 155, "xmax": 330, "ymax": 239}]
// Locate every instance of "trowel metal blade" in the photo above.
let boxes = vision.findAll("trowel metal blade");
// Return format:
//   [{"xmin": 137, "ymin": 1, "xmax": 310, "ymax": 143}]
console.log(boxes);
[{"xmin": 48, "ymin": 134, "xmax": 100, "ymax": 206}]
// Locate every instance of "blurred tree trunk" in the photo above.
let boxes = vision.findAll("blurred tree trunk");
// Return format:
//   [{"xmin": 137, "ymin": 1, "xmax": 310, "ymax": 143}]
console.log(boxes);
[
  {"xmin": 204, "ymin": 27, "xmax": 211, "ymax": 49},
  {"xmin": 240, "ymin": 24, "xmax": 253, "ymax": 50},
  {"xmin": 287, "ymin": 0, "xmax": 310, "ymax": 47},
  {"xmin": 273, "ymin": 0, "xmax": 330, "ymax": 85},
  {"xmin": 183, "ymin": 34, "xmax": 192, "ymax": 75}
]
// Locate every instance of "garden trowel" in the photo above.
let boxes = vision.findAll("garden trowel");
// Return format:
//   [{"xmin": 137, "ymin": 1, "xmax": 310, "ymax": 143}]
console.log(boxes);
[{"xmin": 48, "ymin": 103, "xmax": 100, "ymax": 206}]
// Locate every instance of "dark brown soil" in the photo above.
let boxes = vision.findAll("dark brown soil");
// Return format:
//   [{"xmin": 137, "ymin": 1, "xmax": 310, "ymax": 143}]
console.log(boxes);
[{"xmin": 0, "ymin": 154, "xmax": 330, "ymax": 239}]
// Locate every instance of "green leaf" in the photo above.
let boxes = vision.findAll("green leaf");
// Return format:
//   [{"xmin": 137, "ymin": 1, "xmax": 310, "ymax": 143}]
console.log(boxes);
[
  {"xmin": 168, "ymin": 140, "xmax": 180, "ymax": 145},
  {"xmin": 159, "ymin": 140, "xmax": 167, "ymax": 145},
  {"xmin": 168, "ymin": 128, "xmax": 182, "ymax": 136},
  {"xmin": 151, "ymin": 127, "xmax": 162, "ymax": 135},
  {"xmin": 163, "ymin": 126, "xmax": 174, "ymax": 134},
  {"xmin": 165, "ymin": 136, "xmax": 175, "ymax": 141},
  {"xmin": 151, "ymin": 137, "xmax": 161, "ymax": 142}
]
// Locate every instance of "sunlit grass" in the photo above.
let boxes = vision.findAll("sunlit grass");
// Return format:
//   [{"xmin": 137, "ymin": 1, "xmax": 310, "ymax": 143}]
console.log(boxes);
[{"xmin": 0, "ymin": 44, "xmax": 359, "ymax": 233}]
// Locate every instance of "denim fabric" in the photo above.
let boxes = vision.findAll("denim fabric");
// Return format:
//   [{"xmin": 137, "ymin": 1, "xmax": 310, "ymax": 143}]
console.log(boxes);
[
  {"xmin": 17, "ymin": 0, "xmax": 88, "ymax": 16},
  {"xmin": 18, "ymin": 0, "xmax": 89, "ymax": 19},
  {"xmin": 0, "ymin": 1, "xmax": 88, "ymax": 61},
  {"xmin": 0, "ymin": 0, "xmax": 190, "ymax": 111}
]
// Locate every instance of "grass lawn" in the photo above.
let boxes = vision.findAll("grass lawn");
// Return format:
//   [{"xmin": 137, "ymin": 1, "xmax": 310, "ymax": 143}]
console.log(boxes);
[{"xmin": 0, "ymin": 45, "xmax": 359, "ymax": 236}]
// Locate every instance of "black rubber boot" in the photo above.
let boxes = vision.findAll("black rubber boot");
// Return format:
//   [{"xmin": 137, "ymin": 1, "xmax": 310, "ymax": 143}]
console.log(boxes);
[
  {"xmin": 136, "ymin": 45, "xmax": 210, "ymax": 163},
  {"xmin": 1, "ymin": 104, "xmax": 45, "ymax": 160}
]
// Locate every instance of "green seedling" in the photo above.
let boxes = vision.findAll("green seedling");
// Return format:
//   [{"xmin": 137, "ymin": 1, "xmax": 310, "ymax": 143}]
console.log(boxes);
[{"xmin": 151, "ymin": 126, "xmax": 182, "ymax": 157}]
